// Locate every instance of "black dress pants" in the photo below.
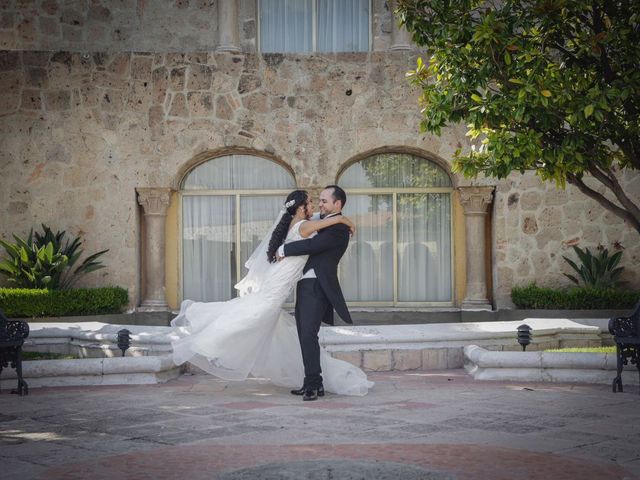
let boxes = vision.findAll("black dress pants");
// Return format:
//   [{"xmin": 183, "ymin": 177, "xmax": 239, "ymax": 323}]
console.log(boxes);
[{"xmin": 294, "ymin": 278, "xmax": 330, "ymax": 389}]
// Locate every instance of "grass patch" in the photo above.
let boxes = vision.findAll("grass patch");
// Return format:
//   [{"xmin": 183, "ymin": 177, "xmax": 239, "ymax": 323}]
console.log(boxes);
[
  {"xmin": 22, "ymin": 351, "xmax": 79, "ymax": 360},
  {"xmin": 544, "ymin": 347, "xmax": 615, "ymax": 353}
]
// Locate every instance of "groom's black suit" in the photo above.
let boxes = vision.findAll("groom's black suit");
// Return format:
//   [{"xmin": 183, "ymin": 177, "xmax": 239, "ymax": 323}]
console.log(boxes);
[{"xmin": 283, "ymin": 217, "xmax": 352, "ymax": 389}]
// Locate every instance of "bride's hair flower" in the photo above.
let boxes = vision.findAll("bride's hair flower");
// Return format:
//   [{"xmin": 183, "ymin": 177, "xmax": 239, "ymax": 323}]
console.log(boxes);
[{"xmin": 284, "ymin": 199, "xmax": 296, "ymax": 208}]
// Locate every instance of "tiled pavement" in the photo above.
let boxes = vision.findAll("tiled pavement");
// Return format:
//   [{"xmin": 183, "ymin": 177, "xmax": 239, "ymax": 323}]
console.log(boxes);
[{"xmin": 0, "ymin": 370, "xmax": 638, "ymax": 479}]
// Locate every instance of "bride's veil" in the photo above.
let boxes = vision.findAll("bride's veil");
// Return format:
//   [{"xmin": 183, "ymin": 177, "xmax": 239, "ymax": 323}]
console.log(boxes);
[{"xmin": 234, "ymin": 209, "xmax": 285, "ymax": 297}]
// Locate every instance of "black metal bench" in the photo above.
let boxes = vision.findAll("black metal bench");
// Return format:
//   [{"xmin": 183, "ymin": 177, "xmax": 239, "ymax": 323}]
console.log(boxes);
[
  {"xmin": 0, "ymin": 309, "xmax": 29, "ymax": 396},
  {"xmin": 608, "ymin": 301, "xmax": 640, "ymax": 394}
]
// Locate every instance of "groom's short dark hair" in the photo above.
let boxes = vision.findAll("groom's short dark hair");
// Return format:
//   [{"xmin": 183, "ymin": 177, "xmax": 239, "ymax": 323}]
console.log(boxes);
[{"xmin": 325, "ymin": 185, "xmax": 347, "ymax": 208}]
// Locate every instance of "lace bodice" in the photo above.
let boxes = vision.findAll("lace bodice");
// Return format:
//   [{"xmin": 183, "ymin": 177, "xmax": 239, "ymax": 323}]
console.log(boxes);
[
  {"xmin": 259, "ymin": 220, "xmax": 311, "ymax": 303},
  {"xmin": 285, "ymin": 219, "xmax": 312, "ymax": 243}
]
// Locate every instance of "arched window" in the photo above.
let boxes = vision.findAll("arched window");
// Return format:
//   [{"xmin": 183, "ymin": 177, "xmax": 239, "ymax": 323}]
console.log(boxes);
[
  {"xmin": 338, "ymin": 153, "xmax": 453, "ymax": 305},
  {"xmin": 181, "ymin": 154, "xmax": 295, "ymax": 302}
]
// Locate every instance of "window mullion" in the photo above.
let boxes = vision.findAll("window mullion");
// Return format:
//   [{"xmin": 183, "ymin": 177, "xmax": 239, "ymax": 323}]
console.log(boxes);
[
  {"xmin": 312, "ymin": 0, "xmax": 317, "ymax": 52},
  {"xmin": 368, "ymin": 0, "xmax": 372, "ymax": 52},
  {"xmin": 235, "ymin": 194, "xmax": 241, "ymax": 289},
  {"xmin": 392, "ymin": 191, "xmax": 398, "ymax": 306}
]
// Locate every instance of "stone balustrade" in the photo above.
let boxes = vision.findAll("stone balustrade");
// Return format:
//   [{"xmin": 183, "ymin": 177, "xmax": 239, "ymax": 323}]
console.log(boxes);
[{"xmin": 13, "ymin": 319, "xmax": 605, "ymax": 388}]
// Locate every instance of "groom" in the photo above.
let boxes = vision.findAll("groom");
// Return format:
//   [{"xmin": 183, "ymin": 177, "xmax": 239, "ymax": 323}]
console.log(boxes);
[{"xmin": 278, "ymin": 185, "xmax": 353, "ymax": 401}]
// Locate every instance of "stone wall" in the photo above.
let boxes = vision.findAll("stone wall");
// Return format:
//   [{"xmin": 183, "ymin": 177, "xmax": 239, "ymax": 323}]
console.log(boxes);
[
  {"xmin": 0, "ymin": 0, "xmax": 398, "ymax": 52},
  {"xmin": 0, "ymin": 49, "xmax": 468, "ymax": 307},
  {"xmin": 0, "ymin": 0, "xmax": 220, "ymax": 52},
  {"xmin": 1, "ymin": 1, "xmax": 638, "ymax": 310},
  {"xmin": 492, "ymin": 171, "xmax": 640, "ymax": 308}
]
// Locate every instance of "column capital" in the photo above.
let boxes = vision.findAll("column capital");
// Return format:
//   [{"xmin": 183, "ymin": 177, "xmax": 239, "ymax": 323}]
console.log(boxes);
[
  {"xmin": 457, "ymin": 186, "xmax": 495, "ymax": 215},
  {"xmin": 136, "ymin": 187, "xmax": 172, "ymax": 216}
]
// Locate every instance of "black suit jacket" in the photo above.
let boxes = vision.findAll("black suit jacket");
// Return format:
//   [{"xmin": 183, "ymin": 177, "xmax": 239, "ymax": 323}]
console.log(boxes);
[{"xmin": 283, "ymin": 221, "xmax": 352, "ymax": 325}]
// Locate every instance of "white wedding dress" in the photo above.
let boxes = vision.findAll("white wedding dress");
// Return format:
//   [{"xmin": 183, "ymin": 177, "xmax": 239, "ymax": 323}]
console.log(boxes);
[{"xmin": 171, "ymin": 219, "xmax": 373, "ymax": 396}]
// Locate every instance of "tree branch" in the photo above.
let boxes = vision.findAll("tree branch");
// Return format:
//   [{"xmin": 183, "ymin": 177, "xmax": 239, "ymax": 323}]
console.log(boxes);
[
  {"xmin": 618, "ymin": 138, "xmax": 640, "ymax": 170},
  {"xmin": 567, "ymin": 173, "xmax": 640, "ymax": 232},
  {"xmin": 594, "ymin": 164, "xmax": 640, "ymax": 221}
]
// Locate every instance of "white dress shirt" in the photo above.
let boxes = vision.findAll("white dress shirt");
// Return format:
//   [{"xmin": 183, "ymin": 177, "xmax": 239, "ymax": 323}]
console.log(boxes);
[{"xmin": 278, "ymin": 212, "xmax": 339, "ymax": 280}]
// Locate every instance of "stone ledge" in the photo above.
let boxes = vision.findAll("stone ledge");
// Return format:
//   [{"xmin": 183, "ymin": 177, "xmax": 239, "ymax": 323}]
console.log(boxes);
[
  {"xmin": 463, "ymin": 345, "xmax": 631, "ymax": 384},
  {"xmin": 20, "ymin": 318, "xmax": 605, "ymax": 376},
  {"xmin": 0, "ymin": 354, "xmax": 182, "ymax": 389}
]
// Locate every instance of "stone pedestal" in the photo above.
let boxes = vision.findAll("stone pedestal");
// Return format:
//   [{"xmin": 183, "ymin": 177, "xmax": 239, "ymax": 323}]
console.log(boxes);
[
  {"xmin": 136, "ymin": 187, "xmax": 172, "ymax": 312},
  {"xmin": 216, "ymin": 0, "xmax": 240, "ymax": 53},
  {"xmin": 389, "ymin": 1, "xmax": 412, "ymax": 51},
  {"xmin": 458, "ymin": 186, "xmax": 494, "ymax": 310}
]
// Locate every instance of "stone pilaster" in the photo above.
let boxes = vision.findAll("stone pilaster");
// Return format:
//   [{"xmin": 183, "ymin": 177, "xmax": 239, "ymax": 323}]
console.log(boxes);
[
  {"xmin": 216, "ymin": 0, "xmax": 240, "ymax": 53},
  {"xmin": 389, "ymin": 1, "xmax": 412, "ymax": 51},
  {"xmin": 136, "ymin": 187, "xmax": 172, "ymax": 311},
  {"xmin": 458, "ymin": 186, "xmax": 495, "ymax": 310}
]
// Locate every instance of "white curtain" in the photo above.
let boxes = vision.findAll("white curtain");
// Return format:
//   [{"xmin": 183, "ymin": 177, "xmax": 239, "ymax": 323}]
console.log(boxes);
[
  {"xmin": 260, "ymin": 0, "xmax": 313, "ymax": 53},
  {"xmin": 241, "ymin": 196, "xmax": 293, "ymax": 303},
  {"xmin": 397, "ymin": 193, "xmax": 451, "ymax": 302},
  {"xmin": 340, "ymin": 153, "xmax": 453, "ymax": 303},
  {"xmin": 339, "ymin": 153, "xmax": 451, "ymax": 188},
  {"xmin": 182, "ymin": 154, "xmax": 295, "ymax": 190},
  {"xmin": 182, "ymin": 155, "xmax": 295, "ymax": 302},
  {"xmin": 260, "ymin": 0, "xmax": 369, "ymax": 53},
  {"xmin": 339, "ymin": 195, "xmax": 393, "ymax": 302},
  {"xmin": 318, "ymin": 0, "xmax": 369, "ymax": 52},
  {"xmin": 183, "ymin": 196, "xmax": 235, "ymax": 302}
]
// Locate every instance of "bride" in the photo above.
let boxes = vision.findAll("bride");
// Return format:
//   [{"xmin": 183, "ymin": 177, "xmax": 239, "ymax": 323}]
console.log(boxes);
[{"xmin": 171, "ymin": 190, "xmax": 373, "ymax": 396}]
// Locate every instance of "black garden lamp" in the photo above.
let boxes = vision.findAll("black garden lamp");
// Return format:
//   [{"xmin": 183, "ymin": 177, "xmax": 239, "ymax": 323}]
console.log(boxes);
[
  {"xmin": 517, "ymin": 324, "xmax": 532, "ymax": 351},
  {"xmin": 117, "ymin": 329, "xmax": 131, "ymax": 357}
]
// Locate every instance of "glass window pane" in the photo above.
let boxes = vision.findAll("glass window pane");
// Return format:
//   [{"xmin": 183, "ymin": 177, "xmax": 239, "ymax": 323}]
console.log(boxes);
[
  {"xmin": 240, "ymin": 195, "xmax": 293, "ymax": 303},
  {"xmin": 182, "ymin": 155, "xmax": 296, "ymax": 190},
  {"xmin": 260, "ymin": 0, "xmax": 313, "ymax": 53},
  {"xmin": 318, "ymin": 0, "xmax": 369, "ymax": 52},
  {"xmin": 339, "ymin": 194, "xmax": 393, "ymax": 302},
  {"xmin": 183, "ymin": 196, "xmax": 235, "ymax": 302},
  {"xmin": 397, "ymin": 193, "xmax": 451, "ymax": 301},
  {"xmin": 340, "ymin": 153, "xmax": 452, "ymax": 188}
]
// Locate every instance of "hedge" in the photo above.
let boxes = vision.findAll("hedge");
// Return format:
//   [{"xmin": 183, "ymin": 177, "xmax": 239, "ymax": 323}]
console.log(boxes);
[
  {"xmin": 0, "ymin": 287, "xmax": 128, "ymax": 318},
  {"xmin": 511, "ymin": 284, "xmax": 640, "ymax": 310}
]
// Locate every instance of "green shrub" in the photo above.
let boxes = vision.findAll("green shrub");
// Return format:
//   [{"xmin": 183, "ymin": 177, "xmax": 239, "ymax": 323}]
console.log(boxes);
[
  {"xmin": 562, "ymin": 245, "xmax": 625, "ymax": 289},
  {"xmin": 0, "ymin": 287, "xmax": 128, "ymax": 318},
  {"xmin": 511, "ymin": 283, "xmax": 640, "ymax": 310},
  {"xmin": 0, "ymin": 225, "xmax": 108, "ymax": 290}
]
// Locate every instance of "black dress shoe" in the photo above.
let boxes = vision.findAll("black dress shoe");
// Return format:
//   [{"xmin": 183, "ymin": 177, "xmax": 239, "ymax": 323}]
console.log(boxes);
[
  {"xmin": 291, "ymin": 386, "xmax": 324, "ymax": 397},
  {"xmin": 303, "ymin": 389, "xmax": 318, "ymax": 401}
]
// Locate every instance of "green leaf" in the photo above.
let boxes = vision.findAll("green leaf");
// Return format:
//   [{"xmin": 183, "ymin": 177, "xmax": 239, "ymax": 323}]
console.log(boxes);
[
  {"xmin": 471, "ymin": 93, "xmax": 483, "ymax": 103},
  {"xmin": 562, "ymin": 273, "xmax": 580, "ymax": 285},
  {"xmin": 584, "ymin": 104, "xmax": 594, "ymax": 118},
  {"xmin": 540, "ymin": 90, "xmax": 552, "ymax": 97}
]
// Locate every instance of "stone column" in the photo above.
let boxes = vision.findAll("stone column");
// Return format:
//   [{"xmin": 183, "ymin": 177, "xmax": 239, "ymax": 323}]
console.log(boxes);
[
  {"xmin": 216, "ymin": 0, "xmax": 240, "ymax": 53},
  {"xmin": 458, "ymin": 186, "xmax": 495, "ymax": 310},
  {"xmin": 136, "ymin": 187, "xmax": 172, "ymax": 311},
  {"xmin": 389, "ymin": 1, "xmax": 412, "ymax": 51}
]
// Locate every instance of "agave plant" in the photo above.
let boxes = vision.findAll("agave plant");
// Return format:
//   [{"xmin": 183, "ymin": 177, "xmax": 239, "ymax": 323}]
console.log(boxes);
[
  {"xmin": 562, "ymin": 245, "xmax": 626, "ymax": 289},
  {"xmin": 0, "ymin": 225, "xmax": 109, "ymax": 290}
]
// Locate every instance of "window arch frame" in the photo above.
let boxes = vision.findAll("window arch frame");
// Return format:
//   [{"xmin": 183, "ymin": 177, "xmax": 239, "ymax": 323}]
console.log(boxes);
[
  {"xmin": 337, "ymin": 150, "xmax": 455, "ymax": 307},
  {"xmin": 178, "ymin": 152, "xmax": 296, "ymax": 303}
]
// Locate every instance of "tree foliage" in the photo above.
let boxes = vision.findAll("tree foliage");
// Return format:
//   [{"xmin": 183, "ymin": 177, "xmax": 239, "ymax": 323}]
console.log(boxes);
[{"xmin": 397, "ymin": 0, "xmax": 640, "ymax": 232}]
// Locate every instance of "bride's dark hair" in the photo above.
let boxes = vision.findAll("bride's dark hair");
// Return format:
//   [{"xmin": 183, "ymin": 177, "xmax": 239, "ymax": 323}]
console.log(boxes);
[{"xmin": 266, "ymin": 190, "xmax": 308, "ymax": 263}]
